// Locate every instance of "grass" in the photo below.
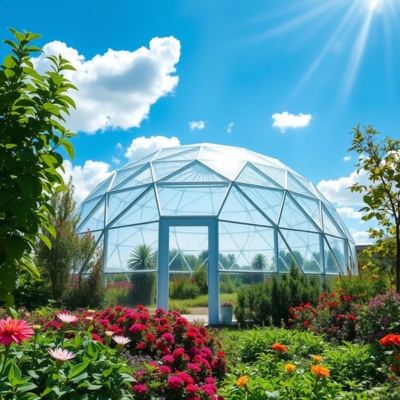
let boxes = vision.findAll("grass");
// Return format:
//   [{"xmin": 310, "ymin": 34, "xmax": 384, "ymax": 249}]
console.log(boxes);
[{"xmin": 169, "ymin": 293, "xmax": 238, "ymax": 314}]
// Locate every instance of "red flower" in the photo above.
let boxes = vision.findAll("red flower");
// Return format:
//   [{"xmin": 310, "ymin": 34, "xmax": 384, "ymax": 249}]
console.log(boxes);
[
  {"xmin": 168, "ymin": 376, "xmax": 184, "ymax": 389},
  {"xmin": 132, "ymin": 383, "xmax": 147, "ymax": 394},
  {"xmin": 0, "ymin": 317, "xmax": 34, "ymax": 346},
  {"xmin": 347, "ymin": 314, "xmax": 356, "ymax": 321},
  {"xmin": 91, "ymin": 333, "xmax": 104, "ymax": 343},
  {"xmin": 271, "ymin": 343, "xmax": 287, "ymax": 353},
  {"xmin": 380, "ymin": 334, "xmax": 400, "ymax": 347}
]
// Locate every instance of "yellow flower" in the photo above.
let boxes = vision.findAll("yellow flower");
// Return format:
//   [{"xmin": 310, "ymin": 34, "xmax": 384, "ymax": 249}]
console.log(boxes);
[
  {"xmin": 311, "ymin": 365, "xmax": 330, "ymax": 378},
  {"xmin": 236, "ymin": 376, "xmax": 248, "ymax": 386},
  {"xmin": 285, "ymin": 364, "xmax": 296, "ymax": 374},
  {"xmin": 32, "ymin": 325, "xmax": 41, "ymax": 331},
  {"xmin": 312, "ymin": 355, "xmax": 323, "ymax": 364}
]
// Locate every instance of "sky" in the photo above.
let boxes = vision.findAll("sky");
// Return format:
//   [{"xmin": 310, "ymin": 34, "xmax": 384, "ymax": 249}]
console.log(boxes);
[{"xmin": 2, "ymin": 0, "xmax": 400, "ymax": 245}]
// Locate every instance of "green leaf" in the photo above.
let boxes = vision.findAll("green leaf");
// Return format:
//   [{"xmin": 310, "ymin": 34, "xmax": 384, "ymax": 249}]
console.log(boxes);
[
  {"xmin": 68, "ymin": 361, "xmax": 90, "ymax": 380},
  {"xmin": 3, "ymin": 54, "xmax": 17, "ymax": 68},
  {"xmin": 16, "ymin": 383, "xmax": 38, "ymax": 393},
  {"xmin": 8, "ymin": 363, "xmax": 22, "ymax": 384},
  {"xmin": 38, "ymin": 233, "xmax": 52, "ymax": 250}
]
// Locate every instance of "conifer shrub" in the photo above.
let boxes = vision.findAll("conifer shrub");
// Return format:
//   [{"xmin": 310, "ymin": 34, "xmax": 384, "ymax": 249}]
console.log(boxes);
[{"xmin": 235, "ymin": 264, "xmax": 320, "ymax": 326}]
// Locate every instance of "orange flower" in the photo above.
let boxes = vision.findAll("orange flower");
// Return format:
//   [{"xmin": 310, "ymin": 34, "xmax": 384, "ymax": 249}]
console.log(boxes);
[
  {"xmin": 236, "ymin": 376, "xmax": 248, "ymax": 386},
  {"xmin": 389, "ymin": 375, "xmax": 397, "ymax": 381},
  {"xmin": 391, "ymin": 364, "xmax": 399, "ymax": 372},
  {"xmin": 312, "ymin": 355, "xmax": 323, "ymax": 363},
  {"xmin": 285, "ymin": 364, "xmax": 296, "ymax": 374},
  {"xmin": 379, "ymin": 334, "xmax": 400, "ymax": 347},
  {"xmin": 271, "ymin": 343, "xmax": 287, "ymax": 353},
  {"xmin": 311, "ymin": 365, "xmax": 330, "ymax": 378},
  {"xmin": 0, "ymin": 317, "xmax": 34, "ymax": 346}
]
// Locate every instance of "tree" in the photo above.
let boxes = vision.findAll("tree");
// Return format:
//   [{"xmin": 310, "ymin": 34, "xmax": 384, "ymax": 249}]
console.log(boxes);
[
  {"xmin": 36, "ymin": 177, "xmax": 100, "ymax": 302},
  {"xmin": 348, "ymin": 125, "xmax": 400, "ymax": 292},
  {"xmin": 251, "ymin": 253, "xmax": 267, "ymax": 284},
  {"xmin": 0, "ymin": 28, "xmax": 76, "ymax": 312},
  {"xmin": 127, "ymin": 244, "xmax": 156, "ymax": 305}
]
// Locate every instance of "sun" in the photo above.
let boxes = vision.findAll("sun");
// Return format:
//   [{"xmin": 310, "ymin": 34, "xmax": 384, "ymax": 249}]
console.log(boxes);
[{"xmin": 369, "ymin": 0, "xmax": 379, "ymax": 10}]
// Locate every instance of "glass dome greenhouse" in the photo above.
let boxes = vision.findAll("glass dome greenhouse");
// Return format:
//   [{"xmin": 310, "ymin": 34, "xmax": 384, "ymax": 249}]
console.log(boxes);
[{"xmin": 76, "ymin": 143, "xmax": 357, "ymax": 323}]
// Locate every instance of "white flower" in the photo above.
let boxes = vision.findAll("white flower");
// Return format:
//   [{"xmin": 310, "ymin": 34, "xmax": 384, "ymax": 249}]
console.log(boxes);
[
  {"xmin": 57, "ymin": 313, "xmax": 77, "ymax": 324},
  {"xmin": 113, "ymin": 335, "xmax": 131, "ymax": 346},
  {"xmin": 49, "ymin": 348, "xmax": 76, "ymax": 361}
]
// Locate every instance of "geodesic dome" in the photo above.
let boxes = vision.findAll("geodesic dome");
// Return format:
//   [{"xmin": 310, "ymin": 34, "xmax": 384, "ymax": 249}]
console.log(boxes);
[{"xmin": 76, "ymin": 143, "xmax": 356, "ymax": 277}]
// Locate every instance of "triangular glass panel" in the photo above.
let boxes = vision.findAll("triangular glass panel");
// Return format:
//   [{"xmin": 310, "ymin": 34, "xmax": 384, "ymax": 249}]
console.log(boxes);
[
  {"xmin": 219, "ymin": 186, "xmax": 273, "ymax": 226},
  {"xmin": 324, "ymin": 238, "xmax": 342, "ymax": 274},
  {"xmin": 291, "ymin": 172, "xmax": 319, "ymax": 197},
  {"xmin": 85, "ymin": 176, "xmax": 113, "ymax": 202},
  {"xmin": 324, "ymin": 204, "xmax": 348, "ymax": 236},
  {"xmin": 287, "ymin": 172, "xmax": 315, "ymax": 197},
  {"xmin": 199, "ymin": 147, "xmax": 245, "ymax": 180},
  {"xmin": 218, "ymin": 222, "xmax": 275, "ymax": 271},
  {"xmin": 105, "ymin": 223, "xmax": 159, "ymax": 273},
  {"xmin": 113, "ymin": 165, "xmax": 153, "ymax": 191},
  {"xmin": 279, "ymin": 193, "xmax": 319, "ymax": 232},
  {"xmin": 236, "ymin": 163, "xmax": 281, "ymax": 188},
  {"xmin": 169, "ymin": 252, "xmax": 192, "ymax": 272},
  {"xmin": 76, "ymin": 197, "xmax": 105, "ymax": 233},
  {"xmin": 152, "ymin": 160, "xmax": 193, "ymax": 181},
  {"xmin": 292, "ymin": 194, "xmax": 322, "ymax": 229},
  {"xmin": 110, "ymin": 165, "xmax": 145, "ymax": 190},
  {"xmin": 110, "ymin": 188, "xmax": 159, "ymax": 227},
  {"xmin": 245, "ymin": 149, "xmax": 281, "ymax": 166},
  {"xmin": 322, "ymin": 205, "xmax": 346, "ymax": 238},
  {"xmin": 239, "ymin": 185, "xmax": 284, "ymax": 225},
  {"xmin": 325, "ymin": 235, "xmax": 346, "ymax": 273},
  {"xmin": 162, "ymin": 161, "xmax": 228, "ymax": 183},
  {"xmin": 119, "ymin": 153, "xmax": 156, "ymax": 170},
  {"xmin": 280, "ymin": 229, "xmax": 322, "ymax": 273},
  {"xmin": 107, "ymin": 186, "xmax": 149, "ymax": 225},
  {"xmin": 277, "ymin": 232, "xmax": 300, "ymax": 273},
  {"xmin": 154, "ymin": 147, "xmax": 200, "ymax": 162},
  {"xmin": 76, "ymin": 196, "xmax": 104, "ymax": 233},
  {"xmin": 205, "ymin": 144, "xmax": 247, "ymax": 161},
  {"xmin": 157, "ymin": 183, "xmax": 229, "ymax": 216},
  {"xmin": 251, "ymin": 163, "xmax": 286, "ymax": 187}
]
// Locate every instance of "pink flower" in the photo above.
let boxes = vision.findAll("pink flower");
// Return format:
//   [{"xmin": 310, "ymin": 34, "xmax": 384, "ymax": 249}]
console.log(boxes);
[
  {"xmin": 186, "ymin": 383, "xmax": 199, "ymax": 393},
  {"xmin": 201, "ymin": 383, "xmax": 217, "ymax": 395},
  {"xmin": 113, "ymin": 335, "xmax": 131, "ymax": 346},
  {"xmin": 159, "ymin": 365, "xmax": 172, "ymax": 374},
  {"xmin": 168, "ymin": 375, "xmax": 184, "ymax": 389},
  {"xmin": 0, "ymin": 317, "xmax": 34, "ymax": 346},
  {"xmin": 132, "ymin": 383, "xmax": 147, "ymax": 394},
  {"xmin": 188, "ymin": 363, "xmax": 201, "ymax": 373},
  {"xmin": 162, "ymin": 332, "xmax": 175, "ymax": 344}
]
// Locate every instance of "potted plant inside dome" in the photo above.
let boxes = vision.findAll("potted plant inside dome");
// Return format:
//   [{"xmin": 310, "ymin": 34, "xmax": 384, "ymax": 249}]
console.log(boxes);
[{"xmin": 220, "ymin": 301, "xmax": 234, "ymax": 325}]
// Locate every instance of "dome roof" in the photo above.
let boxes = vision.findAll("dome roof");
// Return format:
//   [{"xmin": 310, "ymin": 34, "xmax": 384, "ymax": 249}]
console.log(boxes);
[{"xmin": 76, "ymin": 143, "xmax": 356, "ymax": 275}]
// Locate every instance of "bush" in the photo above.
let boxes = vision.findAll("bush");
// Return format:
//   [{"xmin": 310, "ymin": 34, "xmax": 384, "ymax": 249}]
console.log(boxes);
[
  {"xmin": 170, "ymin": 276, "xmax": 200, "ymax": 300},
  {"xmin": 357, "ymin": 290, "xmax": 400, "ymax": 342},
  {"xmin": 129, "ymin": 272, "xmax": 156, "ymax": 306},
  {"xmin": 235, "ymin": 265, "xmax": 320, "ymax": 326},
  {"xmin": 105, "ymin": 280, "xmax": 133, "ymax": 307},
  {"xmin": 61, "ymin": 263, "xmax": 106, "ymax": 310}
]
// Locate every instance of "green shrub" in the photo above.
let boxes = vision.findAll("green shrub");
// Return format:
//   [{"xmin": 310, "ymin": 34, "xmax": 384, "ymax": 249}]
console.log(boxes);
[
  {"xmin": 235, "ymin": 264, "xmax": 320, "ymax": 326},
  {"xmin": 169, "ymin": 276, "xmax": 200, "ymax": 299},
  {"xmin": 220, "ymin": 274, "xmax": 236, "ymax": 294}
]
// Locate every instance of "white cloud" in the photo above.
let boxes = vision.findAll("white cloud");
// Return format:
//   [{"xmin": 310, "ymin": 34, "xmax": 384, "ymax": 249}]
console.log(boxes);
[
  {"xmin": 227, "ymin": 122, "xmax": 234, "ymax": 133},
  {"xmin": 189, "ymin": 121, "xmax": 205, "ymax": 130},
  {"xmin": 124, "ymin": 135, "xmax": 180, "ymax": 162},
  {"xmin": 271, "ymin": 111, "xmax": 312, "ymax": 132},
  {"xmin": 62, "ymin": 160, "xmax": 113, "ymax": 206},
  {"xmin": 112, "ymin": 157, "xmax": 121, "ymax": 165},
  {"xmin": 116, "ymin": 143, "xmax": 123, "ymax": 150},
  {"xmin": 32, "ymin": 37, "xmax": 181, "ymax": 134},
  {"xmin": 350, "ymin": 230, "xmax": 373, "ymax": 245},
  {"xmin": 336, "ymin": 206, "xmax": 363, "ymax": 220},
  {"xmin": 317, "ymin": 169, "xmax": 369, "ymax": 206},
  {"xmin": 343, "ymin": 156, "xmax": 351, "ymax": 162}
]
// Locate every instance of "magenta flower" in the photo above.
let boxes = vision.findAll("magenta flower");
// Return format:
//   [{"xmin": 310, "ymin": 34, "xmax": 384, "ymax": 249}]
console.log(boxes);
[
  {"xmin": 0, "ymin": 317, "xmax": 34, "ymax": 346},
  {"xmin": 168, "ymin": 375, "xmax": 184, "ymax": 389},
  {"xmin": 133, "ymin": 383, "xmax": 148, "ymax": 394}
]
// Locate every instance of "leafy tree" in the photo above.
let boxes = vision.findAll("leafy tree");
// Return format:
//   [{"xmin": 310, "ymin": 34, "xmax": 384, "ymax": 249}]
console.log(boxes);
[
  {"xmin": 251, "ymin": 253, "xmax": 267, "ymax": 284},
  {"xmin": 127, "ymin": 244, "xmax": 156, "ymax": 305},
  {"xmin": 0, "ymin": 28, "xmax": 76, "ymax": 312},
  {"xmin": 36, "ymin": 177, "xmax": 100, "ymax": 302},
  {"xmin": 348, "ymin": 125, "xmax": 400, "ymax": 291}
]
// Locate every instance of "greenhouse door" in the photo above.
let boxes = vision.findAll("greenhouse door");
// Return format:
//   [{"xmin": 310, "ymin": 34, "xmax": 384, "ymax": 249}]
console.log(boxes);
[{"xmin": 158, "ymin": 219, "xmax": 219, "ymax": 324}]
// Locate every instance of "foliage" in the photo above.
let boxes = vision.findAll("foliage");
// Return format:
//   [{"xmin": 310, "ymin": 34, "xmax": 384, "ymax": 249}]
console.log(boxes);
[
  {"xmin": 357, "ymin": 290, "xmax": 400, "ymax": 342},
  {"xmin": 348, "ymin": 125, "xmax": 400, "ymax": 292},
  {"xmin": 169, "ymin": 276, "xmax": 201, "ymax": 300},
  {"xmin": 127, "ymin": 244, "xmax": 156, "ymax": 306},
  {"xmin": 0, "ymin": 321, "xmax": 136, "ymax": 398},
  {"xmin": 61, "ymin": 262, "xmax": 106, "ymax": 310},
  {"xmin": 358, "ymin": 239, "xmax": 397, "ymax": 287},
  {"xmin": 0, "ymin": 28, "xmax": 77, "ymax": 312},
  {"xmin": 251, "ymin": 254, "xmax": 267, "ymax": 284},
  {"xmin": 105, "ymin": 280, "xmax": 133, "ymax": 308},
  {"xmin": 235, "ymin": 265, "xmax": 320, "ymax": 326},
  {"xmin": 13, "ymin": 266, "xmax": 52, "ymax": 310},
  {"xmin": 36, "ymin": 177, "xmax": 100, "ymax": 303}
]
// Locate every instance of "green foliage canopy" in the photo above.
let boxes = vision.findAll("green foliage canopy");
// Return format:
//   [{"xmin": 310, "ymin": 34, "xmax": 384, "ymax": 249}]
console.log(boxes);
[
  {"xmin": 348, "ymin": 125, "xmax": 400, "ymax": 292},
  {"xmin": 0, "ymin": 28, "xmax": 77, "ymax": 310}
]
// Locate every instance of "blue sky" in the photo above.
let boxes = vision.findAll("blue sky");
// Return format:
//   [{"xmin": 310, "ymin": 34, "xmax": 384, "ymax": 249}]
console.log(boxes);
[{"xmin": 2, "ymin": 0, "xmax": 400, "ymax": 244}]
